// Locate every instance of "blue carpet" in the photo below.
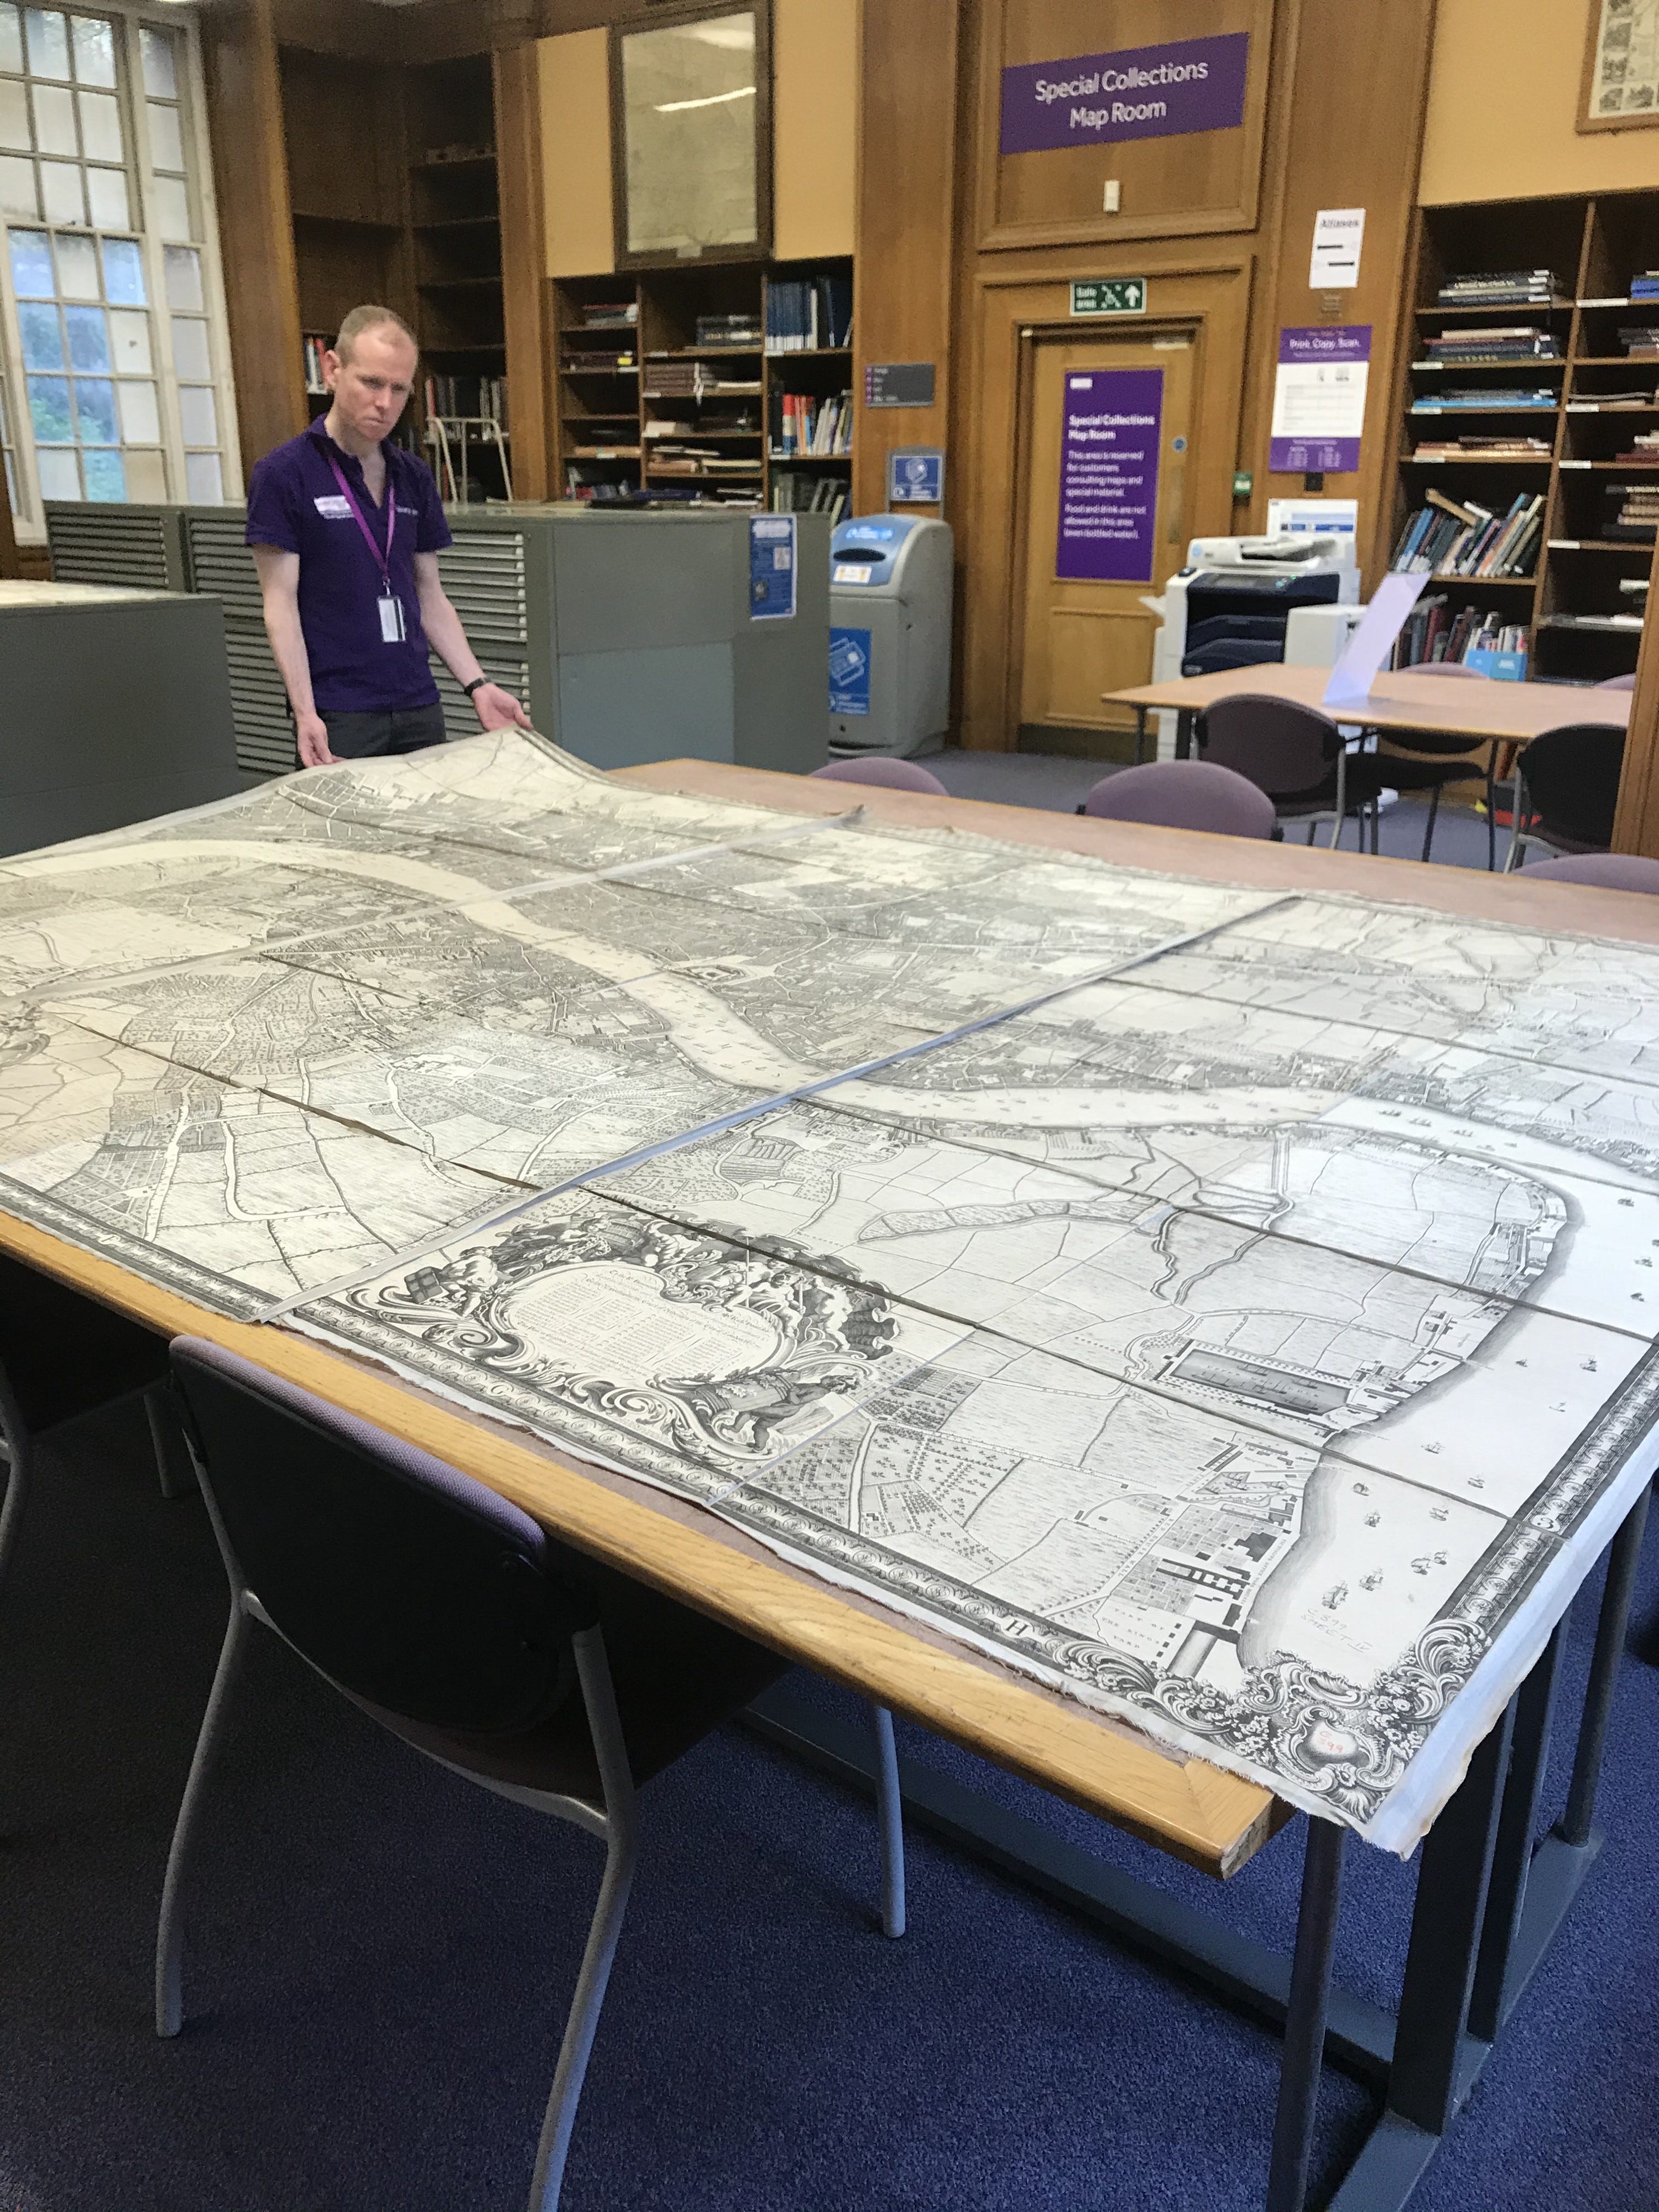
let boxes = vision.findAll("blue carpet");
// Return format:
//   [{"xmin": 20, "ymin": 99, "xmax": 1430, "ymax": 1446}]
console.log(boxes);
[{"xmin": 0, "ymin": 1401, "xmax": 1655, "ymax": 2211}]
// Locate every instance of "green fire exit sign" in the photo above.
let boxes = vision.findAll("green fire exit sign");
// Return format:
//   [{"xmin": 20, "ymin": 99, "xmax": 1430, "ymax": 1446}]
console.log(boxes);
[{"xmin": 1071, "ymin": 278, "xmax": 1146, "ymax": 317}]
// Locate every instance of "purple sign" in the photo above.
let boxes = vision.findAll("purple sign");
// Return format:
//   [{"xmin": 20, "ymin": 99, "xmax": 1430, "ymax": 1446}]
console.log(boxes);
[
  {"xmin": 1001, "ymin": 33, "xmax": 1249, "ymax": 155},
  {"xmin": 1269, "ymin": 325, "xmax": 1371, "ymax": 475},
  {"xmin": 1056, "ymin": 367, "xmax": 1163, "ymax": 583}
]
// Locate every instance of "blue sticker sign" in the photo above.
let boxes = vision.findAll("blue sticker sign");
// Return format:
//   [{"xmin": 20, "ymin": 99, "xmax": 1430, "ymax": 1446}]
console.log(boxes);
[
  {"xmin": 889, "ymin": 448, "xmax": 945, "ymax": 505},
  {"xmin": 830, "ymin": 627, "xmax": 872, "ymax": 716},
  {"xmin": 749, "ymin": 514, "xmax": 797, "ymax": 621}
]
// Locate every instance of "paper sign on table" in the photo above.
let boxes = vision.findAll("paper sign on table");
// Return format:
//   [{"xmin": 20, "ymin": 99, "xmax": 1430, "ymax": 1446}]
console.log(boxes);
[{"xmin": 1322, "ymin": 570, "xmax": 1428, "ymax": 710}]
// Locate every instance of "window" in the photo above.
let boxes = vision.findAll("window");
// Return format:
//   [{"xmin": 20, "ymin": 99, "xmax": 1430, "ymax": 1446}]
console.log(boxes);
[{"xmin": 0, "ymin": 3, "xmax": 238, "ymax": 531}]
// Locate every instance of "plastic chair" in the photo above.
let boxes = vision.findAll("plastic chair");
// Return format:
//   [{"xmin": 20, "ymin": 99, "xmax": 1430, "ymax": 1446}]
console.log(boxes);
[
  {"xmin": 1504, "ymin": 724, "xmax": 1626, "ymax": 872},
  {"xmin": 1076, "ymin": 759, "xmax": 1276, "ymax": 839},
  {"xmin": 1381, "ymin": 662, "xmax": 1499, "ymax": 867},
  {"xmin": 811, "ymin": 757, "xmax": 948, "ymax": 795},
  {"xmin": 1522, "ymin": 852, "xmax": 1659, "ymax": 891},
  {"xmin": 1194, "ymin": 693, "xmax": 1389, "ymax": 849},
  {"xmin": 0, "ymin": 1253, "xmax": 189, "ymax": 1598},
  {"xmin": 158, "ymin": 1338, "xmax": 906, "ymax": 2212},
  {"xmin": 1597, "ymin": 672, "xmax": 1637, "ymax": 691}
]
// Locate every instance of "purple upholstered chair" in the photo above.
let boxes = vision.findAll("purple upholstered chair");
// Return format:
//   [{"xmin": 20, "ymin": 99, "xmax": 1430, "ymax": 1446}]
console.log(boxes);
[
  {"xmin": 1386, "ymin": 661, "xmax": 1499, "ymax": 867},
  {"xmin": 159, "ymin": 1338, "xmax": 905, "ymax": 2212},
  {"xmin": 1194, "ymin": 693, "xmax": 1390, "ymax": 849},
  {"xmin": 811, "ymin": 757, "xmax": 948, "ymax": 795},
  {"xmin": 1504, "ymin": 724, "xmax": 1626, "ymax": 872},
  {"xmin": 1597, "ymin": 672, "xmax": 1638, "ymax": 691},
  {"xmin": 1522, "ymin": 852, "xmax": 1659, "ymax": 891},
  {"xmin": 1077, "ymin": 759, "xmax": 1277, "ymax": 840}
]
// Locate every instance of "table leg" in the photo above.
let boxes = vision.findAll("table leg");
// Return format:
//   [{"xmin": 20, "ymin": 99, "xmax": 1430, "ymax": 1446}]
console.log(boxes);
[
  {"xmin": 1176, "ymin": 709, "xmax": 1196, "ymax": 760},
  {"xmin": 1467, "ymin": 1625, "xmax": 1565, "ymax": 2043},
  {"xmin": 1264, "ymin": 1817, "xmax": 1345, "ymax": 2212},
  {"xmin": 1558, "ymin": 1486, "xmax": 1652, "ymax": 1848},
  {"xmin": 1133, "ymin": 706, "xmax": 1152, "ymax": 765}
]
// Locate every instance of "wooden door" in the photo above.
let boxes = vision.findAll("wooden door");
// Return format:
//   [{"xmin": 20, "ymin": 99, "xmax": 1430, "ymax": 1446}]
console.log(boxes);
[{"xmin": 1017, "ymin": 328, "xmax": 1197, "ymax": 743}]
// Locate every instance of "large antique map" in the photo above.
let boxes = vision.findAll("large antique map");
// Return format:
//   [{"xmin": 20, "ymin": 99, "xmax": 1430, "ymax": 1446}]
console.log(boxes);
[{"xmin": 4, "ymin": 727, "xmax": 1657, "ymax": 1853}]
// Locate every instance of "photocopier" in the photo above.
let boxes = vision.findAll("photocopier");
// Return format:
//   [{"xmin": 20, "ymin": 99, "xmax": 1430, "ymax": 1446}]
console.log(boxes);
[{"xmin": 1150, "ymin": 533, "xmax": 1361, "ymax": 685}]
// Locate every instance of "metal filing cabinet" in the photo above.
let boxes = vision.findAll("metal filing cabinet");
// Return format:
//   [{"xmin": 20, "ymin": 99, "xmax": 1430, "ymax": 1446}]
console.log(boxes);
[{"xmin": 0, "ymin": 580, "xmax": 240, "ymax": 854}]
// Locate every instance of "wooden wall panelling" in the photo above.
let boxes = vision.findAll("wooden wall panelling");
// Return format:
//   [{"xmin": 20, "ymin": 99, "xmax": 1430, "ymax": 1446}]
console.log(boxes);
[
  {"xmin": 199, "ymin": 0, "xmax": 307, "ymax": 476},
  {"xmin": 959, "ymin": 260, "xmax": 1253, "ymax": 751},
  {"xmin": 1609, "ymin": 532, "xmax": 1659, "ymax": 857},
  {"xmin": 540, "ymin": 30, "xmax": 617, "ymax": 277},
  {"xmin": 0, "ymin": 486, "xmax": 20, "ymax": 578},
  {"xmin": 495, "ymin": 42, "xmax": 553, "ymax": 499},
  {"xmin": 852, "ymin": 0, "xmax": 963, "ymax": 522},
  {"xmin": 1255, "ymin": 0, "xmax": 1436, "ymax": 586},
  {"xmin": 976, "ymin": 0, "xmax": 1276, "ymax": 252}
]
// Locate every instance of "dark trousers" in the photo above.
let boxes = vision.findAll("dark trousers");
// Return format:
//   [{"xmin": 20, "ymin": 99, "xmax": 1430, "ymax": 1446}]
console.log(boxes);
[{"xmin": 314, "ymin": 702, "xmax": 448, "ymax": 763}]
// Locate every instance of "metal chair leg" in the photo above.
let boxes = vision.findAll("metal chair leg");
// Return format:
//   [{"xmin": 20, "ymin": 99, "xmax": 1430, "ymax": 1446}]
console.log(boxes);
[
  {"xmin": 1421, "ymin": 781, "xmax": 1442, "ymax": 864},
  {"xmin": 1264, "ymin": 1817, "xmax": 1345, "ymax": 2212},
  {"xmin": 144, "ymin": 1383, "xmax": 197, "ymax": 1501},
  {"xmin": 526, "ymin": 1827, "xmax": 640, "ymax": 2212},
  {"xmin": 155, "ymin": 1596, "xmax": 252, "ymax": 2037},
  {"xmin": 0, "ymin": 1429, "xmax": 27, "ymax": 1595},
  {"xmin": 872, "ymin": 1704, "xmax": 906, "ymax": 1939},
  {"xmin": 1558, "ymin": 1486, "xmax": 1652, "ymax": 1847}
]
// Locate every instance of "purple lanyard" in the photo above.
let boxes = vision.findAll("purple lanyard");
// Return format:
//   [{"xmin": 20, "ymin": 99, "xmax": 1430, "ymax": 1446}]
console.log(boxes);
[{"xmin": 325, "ymin": 450, "xmax": 394, "ymax": 590}]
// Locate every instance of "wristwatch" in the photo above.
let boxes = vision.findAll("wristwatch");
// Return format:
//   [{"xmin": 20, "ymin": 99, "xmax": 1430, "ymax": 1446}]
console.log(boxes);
[{"xmin": 462, "ymin": 675, "xmax": 488, "ymax": 697}]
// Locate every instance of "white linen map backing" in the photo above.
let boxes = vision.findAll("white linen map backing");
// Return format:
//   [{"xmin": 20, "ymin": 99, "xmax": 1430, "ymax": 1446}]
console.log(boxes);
[{"xmin": 4, "ymin": 727, "xmax": 1657, "ymax": 1853}]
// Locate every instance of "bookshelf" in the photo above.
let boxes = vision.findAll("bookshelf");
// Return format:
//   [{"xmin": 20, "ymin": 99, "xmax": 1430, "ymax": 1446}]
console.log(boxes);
[
  {"xmin": 1390, "ymin": 191, "xmax": 1659, "ymax": 684},
  {"xmin": 552, "ymin": 256, "xmax": 853, "ymax": 522}
]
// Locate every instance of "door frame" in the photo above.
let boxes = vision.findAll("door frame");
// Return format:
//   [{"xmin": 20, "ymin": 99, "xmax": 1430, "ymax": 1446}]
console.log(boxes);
[{"xmin": 961, "ymin": 258, "xmax": 1254, "ymax": 751}]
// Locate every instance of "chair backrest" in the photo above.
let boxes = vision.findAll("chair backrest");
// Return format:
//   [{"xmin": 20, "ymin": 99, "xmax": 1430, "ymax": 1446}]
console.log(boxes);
[
  {"xmin": 171, "ymin": 1338, "xmax": 587, "ymax": 1735},
  {"xmin": 1081, "ymin": 759, "xmax": 1277, "ymax": 839},
  {"xmin": 1518, "ymin": 724, "xmax": 1626, "ymax": 853},
  {"xmin": 1396, "ymin": 659, "xmax": 1483, "ymax": 680},
  {"xmin": 810, "ymin": 757, "xmax": 948, "ymax": 795},
  {"xmin": 1523, "ymin": 852, "xmax": 1659, "ymax": 891},
  {"xmin": 1597, "ymin": 672, "xmax": 1637, "ymax": 691},
  {"xmin": 1195, "ymin": 695, "xmax": 1337, "ymax": 799}
]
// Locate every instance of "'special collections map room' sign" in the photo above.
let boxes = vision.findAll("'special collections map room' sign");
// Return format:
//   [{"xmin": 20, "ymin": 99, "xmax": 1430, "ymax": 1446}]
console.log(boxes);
[{"xmin": 1000, "ymin": 32, "xmax": 1249, "ymax": 154}]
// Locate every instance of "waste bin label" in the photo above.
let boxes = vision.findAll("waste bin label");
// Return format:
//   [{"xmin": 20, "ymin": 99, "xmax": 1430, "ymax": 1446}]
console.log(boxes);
[
  {"xmin": 749, "ymin": 514, "xmax": 797, "ymax": 621},
  {"xmin": 830, "ymin": 627, "xmax": 872, "ymax": 716}
]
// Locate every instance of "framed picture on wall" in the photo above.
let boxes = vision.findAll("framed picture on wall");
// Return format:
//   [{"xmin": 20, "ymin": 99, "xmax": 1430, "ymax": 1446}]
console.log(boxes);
[
  {"xmin": 1580, "ymin": 0, "xmax": 1659, "ymax": 132},
  {"xmin": 609, "ymin": 1, "xmax": 773, "ymax": 267}
]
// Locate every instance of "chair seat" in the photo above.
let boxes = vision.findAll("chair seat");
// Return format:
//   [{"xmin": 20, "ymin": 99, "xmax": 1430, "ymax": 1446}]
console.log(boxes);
[
  {"xmin": 351, "ymin": 1558, "xmax": 788, "ymax": 1801},
  {"xmin": 0, "ymin": 1257, "xmax": 168, "ymax": 1436},
  {"xmin": 1274, "ymin": 754, "xmax": 1392, "ymax": 817}
]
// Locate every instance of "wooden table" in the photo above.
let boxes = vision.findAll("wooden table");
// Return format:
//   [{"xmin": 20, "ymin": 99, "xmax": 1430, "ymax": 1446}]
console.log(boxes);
[{"xmin": 4, "ymin": 760, "xmax": 1652, "ymax": 2212}]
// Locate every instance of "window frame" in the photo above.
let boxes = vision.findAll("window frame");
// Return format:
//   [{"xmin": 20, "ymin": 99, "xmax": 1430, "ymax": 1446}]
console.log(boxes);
[{"xmin": 0, "ymin": 0, "xmax": 242, "ymax": 538}]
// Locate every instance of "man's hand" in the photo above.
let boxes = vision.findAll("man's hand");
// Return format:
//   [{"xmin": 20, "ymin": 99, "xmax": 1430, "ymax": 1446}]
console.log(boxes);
[
  {"xmin": 296, "ymin": 710, "xmax": 336, "ymax": 768},
  {"xmin": 471, "ymin": 682, "xmax": 531, "ymax": 732}
]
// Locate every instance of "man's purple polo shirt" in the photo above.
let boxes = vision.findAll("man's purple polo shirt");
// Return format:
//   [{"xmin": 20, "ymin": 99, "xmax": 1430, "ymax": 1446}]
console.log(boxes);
[{"xmin": 245, "ymin": 421, "xmax": 453, "ymax": 715}]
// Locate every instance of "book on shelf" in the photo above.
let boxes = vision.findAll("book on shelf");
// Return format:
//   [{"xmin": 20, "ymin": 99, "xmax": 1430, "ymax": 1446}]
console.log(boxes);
[
  {"xmin": 1604, "ymin": 482, "xmax": 1659, "ymax": 539},
  {"xmin": 1436, "ymin": 269, "xmax": 1560, "ymax": 306},
  {"xmin": 769, "ymin": 472, "xmax": 848, "ymax": 523},
  {"xmin": 562, "ymin": 347, "xmax": 636, "ymax": 371},
  {"xmin": 1620, "ymin": 575, "xmax": 1651, "ymax": 602},
  {"xmin": 643, "ymin": 362, "xmax": 762, "ymax": 400},
  {"xmin": 770, "ymin": 390, "xmax": 852, "ymax": 457},
  {"xmin": 1614, "ymin": 431, "xmax": 1659, "ymax": 460},
  {"xmin": 302, "ymin": 334, "xmax": 330, "ymax": 395},
  {"xmin": 694, "ymin": 312, "xmax": 763, "ymax": 349},
  {"xmin": 577, "ymin": 301, "xmax": 638, "ymax": 330},
  {"xmin": 1411, "ymin": 436, "xmax": 1553, "ymax": 460},
  {"xmin": 1630, "ymin": 272, "xmax": 1659, "ymax": 302},
  {"xmin": 1619, "ymin": 325, "xmax": 1659, "ymax": 358},
  {"xmin": 1411, "ymin": 387, "xmax": 1558, "ymax": 411},
  {"xmin": 1422, "ymin": 326, "xmax": 1562, "ymax": 364},
  {"xmin": 1391, "ymin": 489, "xmax": 1542, "ymax": 578},
  {"xmin": 425, "ymin": 374, "xmax": 507, "ymax": 421},
  {"xmin": 765, "ymin": 274, "xmax": 853, "ymax": 353},
  {"xmin": 1390, "ymin": 593, "xmax": 1528, "ymax": 671},
  {"xmin": 1567, "ymin": 389, "xmax": 1659, "ymax": 409}
]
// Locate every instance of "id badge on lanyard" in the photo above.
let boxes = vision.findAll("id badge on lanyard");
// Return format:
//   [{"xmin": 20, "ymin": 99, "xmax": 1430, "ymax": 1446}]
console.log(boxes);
[{"xmin": 326, "ymin": 453, "xmax": 405, "ymax": 647}]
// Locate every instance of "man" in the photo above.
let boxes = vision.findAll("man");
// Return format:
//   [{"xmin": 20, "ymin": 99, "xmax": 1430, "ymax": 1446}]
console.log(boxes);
[{"xmin": 246, "ymin": 303, "xmax": 527, "ymax": 768}]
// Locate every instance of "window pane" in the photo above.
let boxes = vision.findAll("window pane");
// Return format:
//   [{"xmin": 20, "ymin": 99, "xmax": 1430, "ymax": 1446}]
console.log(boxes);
[
  {"xmin": 69, "ymin": 12, "xmax": 113, "ymax": 87},
  {"xmin": 25, "ymin": 371, "xmax": 71, "ymax": 440},
  {"xmin": 0, "ymin": 155, "xmax": 35, "ymax": 217},
  {"xmin": 17, "ymin": 298, "xmax": 61, "ymax": 367},
  {"xmin": 72, "ymin": 373, "xmax": 115, "ymax": 442},
  {"xmin": 184, "ymin": 449, "xmax": 221, "ymax": 503},
  {"xmin": 146, "ymin": 97, "xmax": 181, "ymax": 173},
  {"xmin": 36, "ymin": 442, "xmax": 77, "ymax": 497},
  {"xmin": 0, "ymin": 77, "xmax": 28, "ymax": 151},
  {"xmin": 177, "ymin": 382, "xmax": 215, "ymax": 445},
  {"xmin": 162, "ymin": 243, "xmax": 201, "ymax": 311},
  {"xmin": 117, "ymin": 376, "xmax": 156, "ymax": 444},
  {"xmin": 8, "ymin": 225, "xmax": 53, "ymax": 295},
  {"xmin": 108, "ymin": 305, "xmax": 149, "ymax": 371},
  {"xmin": 39, "ymin": 157, "xmax": 82, "ymax": 223},
  {"xmin": 150, "ymin": 170, "xmax": 187, "ymax": 239},
  {"xmin": 32, "ymin": 81, "xmax": 75, "ymax": 155},
  {"xmin": 124, "ymin": 445, "xmax": 165, "ymax": 499},
  {"xmin": 24, "ymin": 9, "xmax": 69, "ymax": 79},
  {"xmin": 77, "ymin": 88, "xmax": 120, "ymax": 161},
  {"xmin": 52, "ymin": 226, "xmax": 95, "ymax": 295},
  {"xmin": 0, "ymin": 2, "xmax": 20, "ymax": 72},
  {"xmin": 86, "ymin": 164, "xmax": 125, "ymax": 228},
  {"xmin": 82, "ymin": 444, "xmax": 123, "ymax": 499},
  {"xmin": 138, "ymin": 24, "xmax": 175, "ymax": 99},
  {"xmin": 100, "ymin": 233, "xmax": 143, "ymax": 302},
  {"xmin": 170, "ymin": 312, "xmax": 208, "ymax": 379},
  {"xmin": 62, "ymin": 300, "xmax": 107, "ymax": 368}
]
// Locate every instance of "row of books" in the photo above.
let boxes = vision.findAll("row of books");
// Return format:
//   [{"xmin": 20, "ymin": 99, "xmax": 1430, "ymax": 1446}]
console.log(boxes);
[
  {"xmin": 1618, "ymin": 325, "xmax": 1659, "ymax": 357},
  {"xmin": 771, "ymin": 391, "xmax": 852, "ymax": 456},
  {"xmin": 765, "ymin": 275, "xmax": 853, "ymax": 353},
  {"xmin": 1422, "ymin": 326, "xmax": 1563, "ymax": 364},
  {"xmin": 644, "ymin": 413, "xmax": 759, "ymax": 439},
  {"xmin": 1410, "ymin": 435, "xmax": 1551, "ymax": 460},
  {"xmin": 768, "ymin": 472, "xmax": 848, "ymax": 522},
  {"xmin": 562, "ymin": 348, "xmax": 635, "ymax": 372},
  {"xmin": 425, "ymin": 374, "xmax": 506, "ymax": 421},
  {"xmin": 1604, "ymin": 483, "xmax": 1659, "ymax": 540},
  {"xmin": 1391, "ymin": 489, "xmax": 1543, "ymax": 578},
  {"xmin": 1436, "ymin": 268, "xmax": 1560, "ymax": 306},
  {"xmin": 643, "ymin": 362, "xmax": 761, "ymax": 400},
  {"xmin": 1390, "ymin": 596, "xmax": 1528, "ymax": 668},
  {"xmin": 695, "ymin": 312, "xmax": 763, "ymax": 349},
  {"xmin": 647, "ymin": 451, "xmax": 762, "ymax": 478},
  {"xmin": 301, "ymin": 335, "xmax": 330, "ymax": 395},
  {"xmin": 576, "ymin": 301, "xmax": 637, "ymax": 330},
  {"xmin": 1630, "ymin": 272, "xmax": 1659, "ymax": 302},
  {"xmin": 1412, "ymin": 387, "xmax": 1558, "ymax": 412},
  {"xmin": 1568, "ymin": 388, "xmax": 1659, "ymax": 408},
  {"xmin": 1614, "ymin": 431, "xmax": 1659, "ymax": 460}
]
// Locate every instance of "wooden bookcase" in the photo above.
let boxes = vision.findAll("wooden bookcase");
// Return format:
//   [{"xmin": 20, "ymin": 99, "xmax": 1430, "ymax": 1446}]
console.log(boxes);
[
  {"xmin": 551, "ymin": 256, "xmax": 854, "ymax": 519},
  {"xmin": 1390, "ymin": 190, "xmax": 1659, "ymax": 685}
]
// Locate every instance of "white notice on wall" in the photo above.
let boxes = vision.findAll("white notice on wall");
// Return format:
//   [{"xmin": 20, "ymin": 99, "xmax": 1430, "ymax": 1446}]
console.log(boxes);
[{"xmin": 1310, "ymin": 207, "xmax": 1365, "ymax": 289}]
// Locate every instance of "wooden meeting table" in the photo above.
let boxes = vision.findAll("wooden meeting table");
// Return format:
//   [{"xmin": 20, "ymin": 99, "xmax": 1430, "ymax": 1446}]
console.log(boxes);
[{"xmin": 2, "ymin": 760, "xmax": 1651, "ymax": 2212}]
